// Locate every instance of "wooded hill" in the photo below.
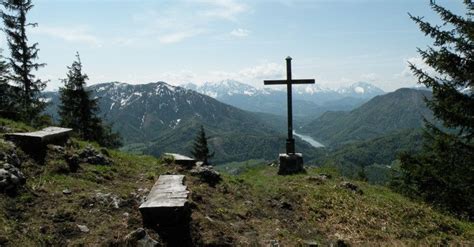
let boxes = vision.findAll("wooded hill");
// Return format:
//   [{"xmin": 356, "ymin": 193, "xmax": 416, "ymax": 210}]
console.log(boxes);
[{"xmin": 301, "ymin": 88, "xmax": 433, "ymax": 147}]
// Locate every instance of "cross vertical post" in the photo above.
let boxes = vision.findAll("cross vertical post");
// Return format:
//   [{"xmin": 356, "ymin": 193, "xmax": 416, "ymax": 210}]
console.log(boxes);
[{"xmin": 286, "ymin": 57, "xmax": 295, "ymax": 154}]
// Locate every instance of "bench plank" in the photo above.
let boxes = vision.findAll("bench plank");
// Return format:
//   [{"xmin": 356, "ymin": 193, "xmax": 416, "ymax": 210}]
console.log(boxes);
[
  {"xmin": 139, "ymin": 175, "xmax": 190, "ymax": 226},
  {"xmin": 140, "ymin": 175, "xmax": 189, "ymax": 208},
  {"xmin": 163, "ymin": 153, "xmax": 196, "ymax": 167},
  {"xmin": 6, "ymin": 127, "xmax": 73, "ymax": 143}
]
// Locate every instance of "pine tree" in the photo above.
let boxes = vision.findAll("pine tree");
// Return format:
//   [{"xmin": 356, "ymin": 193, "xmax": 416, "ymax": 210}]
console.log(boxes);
[
  {"xmin": 59, "ymin": 52, "xmax": 99, "ymax": 140},
  {"xmin": 1, "ymin": 49, "xmax": 10, "ymax": 112},
  {"xmin": 59, "ymin": 52, "xmax": 122, "ymax": 148},
  {"xmin": 0, "ymin": 48, "xmax": 10, "ymax": 112},
  {"xmin": 0, "ymin": 49, "xmax": 8, "ymax": 84},
  {"xmin": 0, "ymin": 48, "xmax": 20, "ymax": 119},
  {"xmin": 191, "ymin": 126, "xmax": 214, "ymax": 165},
  {"xmin": 1, "ymin": 0, "xmax": 47, "ymax": 122},
  {"xmin": 395, "ymin": 1, "xmax": 474, "ymax": 218}
]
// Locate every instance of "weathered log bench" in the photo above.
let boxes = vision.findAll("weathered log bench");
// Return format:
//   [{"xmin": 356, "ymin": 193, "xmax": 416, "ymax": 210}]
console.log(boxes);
[
  {"xmin": 163, "ymin": 153, "xmax": 195, "ymax": 167},
  {"xmin": 139, "ymin": 175, "xmax": 190, "ymax": 227}
]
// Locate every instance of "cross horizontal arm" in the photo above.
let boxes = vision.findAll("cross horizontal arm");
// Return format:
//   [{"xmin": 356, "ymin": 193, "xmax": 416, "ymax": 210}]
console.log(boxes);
[{"xmin": 264, "ymin": 79, "xmax": 315, "ymax": 85}]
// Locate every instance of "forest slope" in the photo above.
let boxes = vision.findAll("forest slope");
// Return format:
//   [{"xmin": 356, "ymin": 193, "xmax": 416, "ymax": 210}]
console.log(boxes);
[{"xmin": 301, "ymin": 88, "xmax": 433, "ymax": 146}]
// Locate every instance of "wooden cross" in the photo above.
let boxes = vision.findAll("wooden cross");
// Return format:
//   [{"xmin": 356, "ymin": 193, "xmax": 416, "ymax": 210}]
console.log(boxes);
[{"xmin": 264, "ymin": 57, "xmax": 315, "ymax": 154}]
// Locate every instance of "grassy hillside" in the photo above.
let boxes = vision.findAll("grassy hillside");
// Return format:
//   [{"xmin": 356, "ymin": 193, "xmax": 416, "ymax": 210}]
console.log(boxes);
[
  {"xmin": 0, "ymin": 119, "xmax": 472, "ymax": 245},
  {"xmin": 302, "ymin": 88, "xmax": 433, "ymax": 147},
  {"xmin": 0, "ymin": 134, "xmax": 166, "ymax": 244},
  {"xmin": 193, "ymin": 166, "xmax": 473, "ymax": 245}
]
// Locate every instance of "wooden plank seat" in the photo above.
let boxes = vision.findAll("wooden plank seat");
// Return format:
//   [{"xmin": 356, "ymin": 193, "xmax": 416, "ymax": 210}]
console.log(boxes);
[{"xmin": 139, "ymin": 175, "xmax": 190, "ymax": 227}]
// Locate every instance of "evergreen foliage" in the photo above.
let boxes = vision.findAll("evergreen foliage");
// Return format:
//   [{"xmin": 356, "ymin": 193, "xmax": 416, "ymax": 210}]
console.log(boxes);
[
  {"xmin": 394, "ymin": 1, "xmax": 474, "ymax": 218},
  {"xmin": 0, "ymin": 48, "xmax": 20, "ymax": 119},
  {"xmin": 0, "ymin": 49, "xmax": 9, "ymax": 84},
  {"xmin": 191, "ymin": 125, "xmax": 214, "ymax": 165},
  {"xmin": 1, "ymin": 0, "xmax": 47, "ymax": 122},
  {"xmin": 58, "ymin": 53, "xmax": 122, "ymax": 148}
]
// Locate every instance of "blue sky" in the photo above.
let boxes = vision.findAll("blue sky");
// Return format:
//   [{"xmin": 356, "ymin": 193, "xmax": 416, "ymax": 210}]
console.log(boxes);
[{"xmin": 0, "ymin": 0, "xmax": 467, "ymax": 91}]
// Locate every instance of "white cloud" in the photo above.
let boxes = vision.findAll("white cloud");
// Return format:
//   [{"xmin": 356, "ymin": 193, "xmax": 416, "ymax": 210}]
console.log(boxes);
[
  {"xmin": 230, "ymin": 28, "xmax": 250, "ymax": 37},
  {"xmin": 151, "ymin": 62, "xmax": 285, "ymax": 87},
  {"xmin": 185, "ymin": 62, "xmax": 285, "ymax": 87},
  {"xmin": 34, "ymin": 25, "xmax": 101, "ymax": 47},
  {"xmin": 195, "ymin": 0, "xmax": 248, "ymax": 21},
  {"xmin": 127, "ymin": 0, "xmax": 250, "ymax": 45},
  {"xmin": 399, "ymin": 56, "xmax": 436, "ymax": 79},
  {"xmin": 111, "ymin": 37, "xmax": 138, "ymax": 47},
  {"xmin": 158, "ymin": 29, "xmax": 206, "ymax": 44},
  {"xmin": 361, "ymin": 73, "xmax": 377, "ymax": 82},
  {"xmin": 238, "ymin": 63, "xmax": 284, "ymax": 80},
  {"xmin": 161, "ymin": 70, "xmax": 198, "ymax": 84},
  {"xmin": 39, "ymin": 73, "xmax": 63, "ymax": 91}
]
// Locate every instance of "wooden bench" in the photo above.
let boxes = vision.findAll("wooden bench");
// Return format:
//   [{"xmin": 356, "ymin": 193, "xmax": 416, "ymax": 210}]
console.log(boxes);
[
  {"xmin": 5, "ymin": 127, "xmax": 73, "ymax": 162},
  {"xmin": 5, "ymin": 127, "xmax": 73, "ymax": 145},
  {"xmin": 139, "ymin": 175, "xmax": 190, "ymax": 226},
  {"xmin": 163, "ymin": 153, "xmax": 196, "ymax": 167}
]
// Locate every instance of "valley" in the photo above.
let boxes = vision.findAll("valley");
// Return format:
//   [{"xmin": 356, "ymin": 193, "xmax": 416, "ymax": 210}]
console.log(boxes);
[
  {"xmin": 43, "ymin": 81, "xmax": 432, "ymax": 184},
  {"xmin": 44, "ymin": 81, "xmax": 321, "ymax": 164}
]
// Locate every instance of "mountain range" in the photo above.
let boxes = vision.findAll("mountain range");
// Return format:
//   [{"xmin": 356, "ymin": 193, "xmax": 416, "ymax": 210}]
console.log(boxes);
[
  {"xmin": 44, "ymin": 82, "xmax": 317, "ymax": 164},
  {"xmin": 183, "ymin": 80, "xmax": 385, "ymax": 118},
  {"xmin": 43, "ymin": 81, "xmax": 429, "ymax": 166}
]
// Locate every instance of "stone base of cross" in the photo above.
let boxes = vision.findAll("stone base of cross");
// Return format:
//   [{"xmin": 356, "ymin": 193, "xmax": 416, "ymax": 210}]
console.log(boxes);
[
  {"xmin": 264, "ymin": 57, "xmax": 315, "ymax": 175},
  {"xmin": 278, "ymin": 153, "xmax": 304, "ymax": 175}
]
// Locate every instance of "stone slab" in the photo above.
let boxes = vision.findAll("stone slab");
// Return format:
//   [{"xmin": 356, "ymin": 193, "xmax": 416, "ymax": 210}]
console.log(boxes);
[
  {"xmin": 278, "ymin": 153, "xmax": 305, "ymax": 175},
  {"xmin": 139, "ymin": 175, "xmax": 190, "ymax": 226}
]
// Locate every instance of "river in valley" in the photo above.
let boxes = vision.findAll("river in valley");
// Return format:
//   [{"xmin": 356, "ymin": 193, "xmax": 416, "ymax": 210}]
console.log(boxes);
[{"xmin": 293, "ymin": 131, "xmax": 325, "ymax": 148}]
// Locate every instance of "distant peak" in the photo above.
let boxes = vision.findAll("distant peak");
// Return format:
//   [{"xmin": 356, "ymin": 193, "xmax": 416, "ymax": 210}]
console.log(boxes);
[
  {"xmin": 352, "ymin": 81, "xmax": 374, "ymax": 87},
  {"xmin": 208, "ymin": 79, "xmax": 248, "ymax": 86},
  {"xmin": 337, "ymin": 82, "xmax": 384, "ymax": 97},
  {"xmin": 354, "ymin": 86, "xmax": 365, "ymax": 94}
]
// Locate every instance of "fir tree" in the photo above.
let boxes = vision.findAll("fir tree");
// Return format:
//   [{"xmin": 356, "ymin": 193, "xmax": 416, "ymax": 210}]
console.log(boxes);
[
  {"xmin": 0, "ymin": 49, "xmax": 8, "ymax": 84},
  {"xmin": 59, "ymin": 52, "xmax": 99, "ymax": 140},
  {"xmin": 0, "ymin": 48, "xmax": 20, "ymax": 119},
  {"xmin": 1, "ymin": 0, "xmax": 47, "ymax": 122},
  {"xmin": 394, "ymin": 1, "xmax": 474, "ymax": 218},
  {"xmin": 0, "ymin": 49, "xmax": 11, "ymax": 111},
  {"xmin": 59, "ymin": 52, "xmax": 122, "ymax": 148},
  {"xmin": 191, "ymin": 126, "xmax": 214, "ymax": 165}
]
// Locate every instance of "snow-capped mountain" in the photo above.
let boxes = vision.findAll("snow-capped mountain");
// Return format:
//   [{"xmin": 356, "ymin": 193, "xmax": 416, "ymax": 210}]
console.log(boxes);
[
  {"xmin": 336, "ymin": 82, "xmax": 385, "ymax": 98},
  {"xmin": 86, "ymin": 81, "xmax": 275, "ymax": 145},
  {"xmin": 183, "ymin": 80, "xmax": 385, "ymax": 116},
  {"xmin": 44, "ymin": 81, "xmax": 316, "ymax": 163},
  {"xmin": 294, "ymin": 83, "xmax": 333, "ymax": 95},
  {"xmin": 186, "ymin": 80, "xmax": 384, "ymax": 102},
  {"xmin": 42, "ymin": 80, "xmax": 385, "ymax": 163},
  {"xmin": 184, "ymin": 80, "xmax": 319, "ymax": 117},
  {"xmin": 184, "ymin": 80, "xmax": 270, "ymax": 98}
]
